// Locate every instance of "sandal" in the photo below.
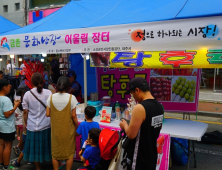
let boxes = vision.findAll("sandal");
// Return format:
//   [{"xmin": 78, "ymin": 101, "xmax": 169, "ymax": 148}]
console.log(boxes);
[{"xmin": 59, "ymin": 161, "xmax": 66, "ymax": 170}]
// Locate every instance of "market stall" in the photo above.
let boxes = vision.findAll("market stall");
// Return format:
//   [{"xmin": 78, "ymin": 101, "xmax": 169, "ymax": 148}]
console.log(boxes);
[
  {"xmin": 1, "ymin": 0, "xmax": 221, "ymax": 169},
  {"xmin": 90, "ymin": 55, "xmax": 205, "ymax": 170},
  {"xmin": 1, "ymin": 0, "xmax": 222, "ymax": 94}
]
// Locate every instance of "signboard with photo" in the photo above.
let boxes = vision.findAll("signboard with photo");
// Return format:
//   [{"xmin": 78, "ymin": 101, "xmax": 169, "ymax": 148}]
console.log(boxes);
[{"xmin": 97, "ymin": 68, "xmax": 200, "ymax": 112}]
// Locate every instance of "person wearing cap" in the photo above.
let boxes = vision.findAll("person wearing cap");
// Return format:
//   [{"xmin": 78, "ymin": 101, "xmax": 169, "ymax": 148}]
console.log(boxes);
[
  {"xmin": 119, "ymin": 77, "xmax": 163, "ymax": 170},
  {"xmin": 66, "ymin": 70, "xmax": 82, "ymax": 103}
]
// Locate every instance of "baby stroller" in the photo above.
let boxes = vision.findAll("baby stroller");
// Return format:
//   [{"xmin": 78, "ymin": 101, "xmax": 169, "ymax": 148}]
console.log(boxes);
[{"xmin": 86, "ymin": 128, "xmax": 124, "ymax": 170}]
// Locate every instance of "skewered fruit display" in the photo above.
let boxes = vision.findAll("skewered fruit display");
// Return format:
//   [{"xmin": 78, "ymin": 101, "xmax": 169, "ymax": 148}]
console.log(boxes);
[
  {"xmin": 152, "ymin": 69, "xmax": 197, "ymax": 76},
  {"xmin": 172, "ymin": 77, "xmax": 196, "ymax": 102},
  {"xmin": 150, "ymin": 77, "xmax": 171, "ymax": 101}
]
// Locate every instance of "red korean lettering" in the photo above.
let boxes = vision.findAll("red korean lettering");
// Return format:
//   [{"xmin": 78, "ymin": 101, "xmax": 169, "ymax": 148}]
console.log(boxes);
[
  {"xmin": 101, "ymin": 32, "xmax": 110, "ymax": 42},
  {"xmin": 92, "ymin": 32, "xmax": 100, "ymax": 43},
  {"xmin": 159, "ymin": 51, "xmax": 196, "ymax": 68},
  {"xmin": 81, "ymin": 33, "xmax": 88, "ymax": 43},
  {"xmin": 65, "ymin": 34, "xmax": 72, "ymax": 44},
  {"xmin": 73, "ymin": 34, "xmax": 79, "ymax": 44}
]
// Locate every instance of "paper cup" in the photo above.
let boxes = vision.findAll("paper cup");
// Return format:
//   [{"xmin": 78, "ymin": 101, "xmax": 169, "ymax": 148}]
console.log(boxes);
[{"xmin": 14, "ymin": 96, "xmax": 21, "ymax": 101}]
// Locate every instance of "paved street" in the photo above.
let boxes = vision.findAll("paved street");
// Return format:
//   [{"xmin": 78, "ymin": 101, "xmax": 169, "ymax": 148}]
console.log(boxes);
[
  {"xmin": 9, "ymin": 112, "xmax": 222, "ymax": 170},
  {"xmin": 9, "ymin": 148, "xmax": 82, "ymax": 170},
  {"xmin": 10, "ymin": 144, "xmax": 82, "ymax": 170},
  {"xmin": 198, "ymin": 101, "xmax": 222, "ymax": 114}
]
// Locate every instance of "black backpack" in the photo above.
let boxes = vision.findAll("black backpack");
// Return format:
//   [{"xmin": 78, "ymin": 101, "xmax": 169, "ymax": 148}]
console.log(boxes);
[
  {"xmin": 200, "ymin": 131, "xmax": 222, "ymax": 145},
  {"xmin": 120, "ymin": 118, "xmax": 137, "ymax": 170}
]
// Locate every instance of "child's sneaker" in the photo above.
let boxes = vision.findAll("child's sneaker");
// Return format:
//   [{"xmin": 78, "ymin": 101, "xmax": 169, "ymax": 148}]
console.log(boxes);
[
  {"xmin": 4, "ymin": 165, "xmax": 19, "ymax": 170},
  {"xmin": 10, "ymin": 160, "xmax": 20, "ymax": 167},
  {"xmin": 12, "ymin": 146, "xmax": 20, "ymax": 156}
]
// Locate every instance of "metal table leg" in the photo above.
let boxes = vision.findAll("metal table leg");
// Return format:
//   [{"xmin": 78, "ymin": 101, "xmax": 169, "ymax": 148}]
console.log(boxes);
[
  {"xmin": 187, "ymin": 140, "xmax": 190, "ymax": 170},
  {"xmin": 193, "ymin": 141, "xmax": 197, "ymax": 168},
  {"xmin": 187, "ymin": 140, "xmax": 197, "ymax": 170},
  {"xmin": 183, "ymin": 112, "xmax": 190, "ymax": 120}
]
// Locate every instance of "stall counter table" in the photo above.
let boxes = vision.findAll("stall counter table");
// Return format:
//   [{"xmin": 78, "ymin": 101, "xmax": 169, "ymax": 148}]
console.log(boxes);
[
  {"xmin": 161, "ymin": 118, "xmax": 208, "ymax": 170},
  {"xmin": 75, "ymin": 116, "xmax": 170, "ymax": 170}
]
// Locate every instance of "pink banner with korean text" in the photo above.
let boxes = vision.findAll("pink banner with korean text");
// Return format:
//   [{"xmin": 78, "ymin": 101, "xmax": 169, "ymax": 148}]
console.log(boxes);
[{"xmin": 97, "ymin": 68, "xmax": 200, "ymax": 112}]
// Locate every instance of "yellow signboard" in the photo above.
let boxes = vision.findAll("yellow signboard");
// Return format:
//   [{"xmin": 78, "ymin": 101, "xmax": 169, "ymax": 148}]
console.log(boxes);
[{"xmin": 90, "ymin": 50, "xmax": 222, "ymax": 68}]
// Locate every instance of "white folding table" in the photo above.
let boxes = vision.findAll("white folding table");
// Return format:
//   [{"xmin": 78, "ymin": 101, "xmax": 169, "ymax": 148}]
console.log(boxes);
[{"xmin": 161, "ymin": 118, "xmax": 208, "ymax": 170}]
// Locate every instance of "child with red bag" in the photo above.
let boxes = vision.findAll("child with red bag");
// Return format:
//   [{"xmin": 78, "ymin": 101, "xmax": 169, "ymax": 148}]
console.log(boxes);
[{"xmin": 78, "ymin": 128, "xmax": 101, "ymax": 170}]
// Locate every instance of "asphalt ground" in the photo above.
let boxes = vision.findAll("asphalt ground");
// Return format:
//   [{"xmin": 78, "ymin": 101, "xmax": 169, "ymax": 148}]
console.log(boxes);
[
  {"xmin": 166, "ymin": 112, "xmax": 222, "ymax": 170},
  {"xmin": 9, "ymin": 145, "xmax": 82, "ymax": 170},
  {"xmin": 9, "ymin": 112, "xmax": 222, "ymax": 170}
]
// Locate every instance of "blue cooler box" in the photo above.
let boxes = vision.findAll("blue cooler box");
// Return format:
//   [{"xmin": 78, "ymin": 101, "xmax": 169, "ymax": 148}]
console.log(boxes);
[{"xmin": 87, "ymin": 100, "xmax": 102, "ymax": 116}]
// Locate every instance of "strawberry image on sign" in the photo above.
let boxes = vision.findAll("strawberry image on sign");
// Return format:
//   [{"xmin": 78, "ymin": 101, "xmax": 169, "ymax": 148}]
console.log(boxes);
[
  {"xmin": 156, "ymin": 135, "xmax": 165, "ymax": 170},
  {"xmin": 100, "ymin": 106, "xmax": 112, "ymax": 123}
]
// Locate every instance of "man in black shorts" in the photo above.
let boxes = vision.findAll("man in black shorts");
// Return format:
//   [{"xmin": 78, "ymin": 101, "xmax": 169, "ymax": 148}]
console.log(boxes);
[{"xmin": 119, "ymin": 77, "xmax": 163, "ymax": 170}]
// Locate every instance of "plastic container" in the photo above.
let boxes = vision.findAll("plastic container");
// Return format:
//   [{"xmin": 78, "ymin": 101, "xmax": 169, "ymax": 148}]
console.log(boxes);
[
  {"xmin": 90, "ymin": 92, "xmax": 98, "ymax": 101},
  {"xmin": 125, "ymin": 108, "xmax": 130, "ymax": 120},
  {"xmin": 101, "ymin": 96, "xmax": 111, "ymax": 106},
  {"xmin": 14, "ymin": 96, "xmax": 21, "ymax": 101},
  {"xmin": 115, "ymin": 101, "xmax": 121, "ymax": 119},
  {"xmin": 76, "ymin": 113, "xmax": 85, "ymax": 120},
  {"xmin": 111, "ymin": 110, "xmax": 116, "ymax": 119},
  {"xmin": 76, "ymin": 103, "xmax": 85, "ymax": 113},
  {"xmin": 76, "ymin": 103, "xmax": 85, "ymax": 120},
  {"xmin": 87, "ymin": 100, "xmax": 102, "ymax": 116}
]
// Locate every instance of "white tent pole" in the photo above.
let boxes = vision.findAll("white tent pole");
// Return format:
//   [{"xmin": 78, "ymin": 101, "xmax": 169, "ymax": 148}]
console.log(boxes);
[{"xmin": 83, "ymin": 57, "xmax": 87, "ymax": 107}]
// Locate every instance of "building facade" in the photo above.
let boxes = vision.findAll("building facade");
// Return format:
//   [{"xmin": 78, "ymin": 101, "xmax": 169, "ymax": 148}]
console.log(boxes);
[
  {"xmin": 28, "ymin": 0, "xmax": 68, "ymax": 24},
  {"xmin": 29, "ymin": 0, "xmax": 69, "ymax": 9},
  {"xmin": 0, "ymin": 0, "xmax": 27, "ymax": 70},
  {"xmin": 0, "ymin": 0, "xmax": 26, "ymax": 26}
]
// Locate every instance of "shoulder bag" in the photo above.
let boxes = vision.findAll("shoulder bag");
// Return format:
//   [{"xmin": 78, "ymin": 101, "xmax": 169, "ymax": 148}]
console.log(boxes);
[{"xmin": 30, "ymin": 91, "xmax": 46, "ymax": 109}]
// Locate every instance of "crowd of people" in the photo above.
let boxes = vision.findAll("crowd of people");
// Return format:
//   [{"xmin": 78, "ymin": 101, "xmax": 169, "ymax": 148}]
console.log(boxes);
[
  {"xmin": 0, "ymin": 66, "xmax": 163, "ymax": 170},
  {"xmin": 0, "ymin": 70, "xmax": 102, "ymax": 170}
]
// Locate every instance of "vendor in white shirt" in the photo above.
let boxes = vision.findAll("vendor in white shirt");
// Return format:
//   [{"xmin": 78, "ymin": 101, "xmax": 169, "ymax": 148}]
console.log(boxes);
[
  {"xmin": 20, "ymin": 63, "xmax": 25, "ymax": 69},
  {"xmin": 20, "ymin": 63, "xmax": 26, "ymax": 75},
  {"xmin": 6, "ymin": 60, "xmax": 15, "ymax": 71}
]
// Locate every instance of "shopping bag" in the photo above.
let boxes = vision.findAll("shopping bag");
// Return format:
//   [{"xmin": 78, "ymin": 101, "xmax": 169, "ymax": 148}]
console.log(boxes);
[
  {"xmin": 171, "ymin": 138, "xmax": 188, "ymax": 166},
  {"xmin": 108, "ymin": 141, "xmax": 122, "ymax": 170}
]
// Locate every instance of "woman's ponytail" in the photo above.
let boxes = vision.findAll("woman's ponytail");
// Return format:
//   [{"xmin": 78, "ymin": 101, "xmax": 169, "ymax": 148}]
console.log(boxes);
[
  {"xmin": 37, "ymin": 84, "xmax": 43, "ymax": 93},
  {"xmin": 31, "ymin": 73, "xmax": 44, "ymax": 93}
]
